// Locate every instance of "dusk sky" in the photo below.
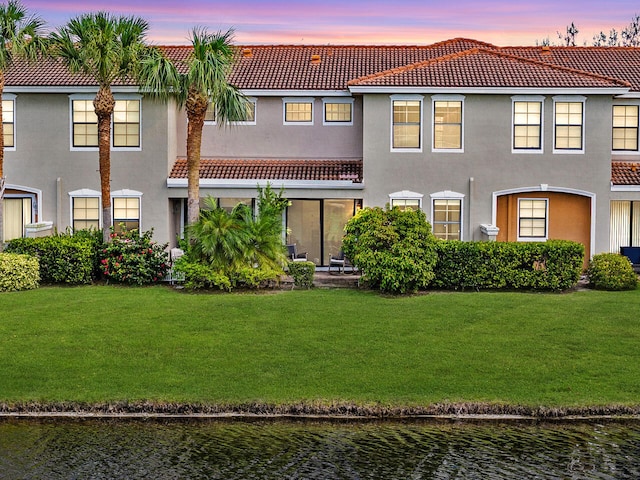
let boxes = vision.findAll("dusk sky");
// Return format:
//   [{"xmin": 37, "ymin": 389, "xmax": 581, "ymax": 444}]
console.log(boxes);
[{"xmin": 20, "ymin": 0, "xmax": 640, "ymax": 46}]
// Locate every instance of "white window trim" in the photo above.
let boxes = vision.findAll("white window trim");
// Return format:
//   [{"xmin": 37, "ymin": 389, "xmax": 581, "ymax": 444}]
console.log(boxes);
[
  {"xmin": 511, "ymin": 95, "xmax": 544, "ymax": 154},
  {"xmin": 69, "ymin": 94, "xmax": 142, "ymax": 152},
  {"xmin": 431, "ymin": 94, "xmax": 465, "ymax": 153},
  {"xmin": 430, "ymin": 190, "xmax": 465, "ymax": 240},
  {"xmin": 611, "ymin": 103, "xmax": 639, "ymax": 155},
  {"xmin": 2, "ymin": 93, "xmax": 16, "ymax": 152},
  {"xmin": 552, "ymin": 95, "xmax": 586, "ymax": 155},
  {"xmin": 390, "ymin": 94, "xmax": 424, "ymax": 153},
  {"xmin": 517, "ymin": 197, "xmax": 549, "ymax": 242},
  {"xmin": 283, "ymin": 97, "xmax": 314, "ymax": 125},
  {"xmin": 68, "ymin": 188, "xmax": 102, "ymax": 230},
  {"xmin": 322, "ymin": 97, "xmax": 354, "ymax": 126},
  {"xmin": 389, "ymin": 190, "xmax": 424, "ymax": 209},
  {"xmin": 111, "ymin": 189, "xmax": 143, "ymax": 231},
  {"xmin": 206, "ymin": 97, "xmax": 258, "ymax": 126}
]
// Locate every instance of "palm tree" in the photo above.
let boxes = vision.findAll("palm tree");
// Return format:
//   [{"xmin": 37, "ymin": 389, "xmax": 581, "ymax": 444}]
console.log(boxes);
[
  {"xmin": 140, "ymin": 27, "xmax": 246, "ymax": 229},
  {"xmin": 0, "ymin": 0, "xmax": 45, "ymax": 246},
  {"xmin": 50, "ymin": 12, "xmax": 150, "ymax": 243}
]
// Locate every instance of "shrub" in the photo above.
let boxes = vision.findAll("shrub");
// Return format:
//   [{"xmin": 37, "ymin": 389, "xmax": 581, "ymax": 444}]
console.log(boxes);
[
  {"xmin": 342, "ymin": 206, "xmax": 437, "ymax": 294},
  {"xmin": 6, "ymin": 234, "xmax": 94, "ymax": 284},
  {"xmin": 287, "ymin": 261, "xmax": 315, "ymax": 289},
  {"xmin": 231, "ymin": 266, "xmax": 283, "ymax": 289},
  {"xmin": 587, "ymin": 253, "xmax": 638, "ymax": 291},
  {"xmin": 173, "ymin": 259, "xmax": 232, "ymax": 291},
  {"xmin": 432, "ymin": 240, "xmax": 585, "ymax": 291},
  {"xmin": 100, "ymin": 227, "xmax": 169, "ymax": 285},
  {"xmin": 0, "ymin": 253, "xmax": 40, "ymax": 292}
]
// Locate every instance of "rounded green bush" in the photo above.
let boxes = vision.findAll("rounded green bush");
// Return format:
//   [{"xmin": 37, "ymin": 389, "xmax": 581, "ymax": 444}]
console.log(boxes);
[
  {"xmin": 0, "ymin": 253, "xmax": 40, "ymax": 292},
  {"xmin": 587, "ymin": 253, "xmax": 638, "ymax": 291}
]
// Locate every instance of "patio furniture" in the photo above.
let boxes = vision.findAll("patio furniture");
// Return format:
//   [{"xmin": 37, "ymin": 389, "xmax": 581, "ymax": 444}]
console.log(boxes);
[
  {"xmin": 329, "ymin": 251, "xmax": 355, "ymax": 274},
  {"xmin": 287, "ymin": 244, "xmax": 308, "ymax": 262}
]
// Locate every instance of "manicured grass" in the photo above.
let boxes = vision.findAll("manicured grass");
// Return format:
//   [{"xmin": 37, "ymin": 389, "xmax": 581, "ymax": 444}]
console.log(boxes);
[{"xmin": 1, "ymin": 285, "xmax": 640, "ymax": 409}]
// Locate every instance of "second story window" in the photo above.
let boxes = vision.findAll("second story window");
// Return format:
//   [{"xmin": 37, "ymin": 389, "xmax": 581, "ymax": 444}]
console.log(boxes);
[
  {"xmin": 3, "ymin": 96, "xmax": 15, "ymax": 149},
  {"xmin": 72, "ymin": 99, "xmax": 98, "ymax": 147},
  {"xmin": 612, "ymin": 105, "xmax": 638, "ymax": 151},
  {"xmin": 513, "ymin": 97, "xmax": 543, "ymax": 151},
  {"xmin": 206, "ymin": 98, "xmax": 257, "ymax": 125},
  {"xmin": 283, "ymin": 98, "xmax": 313, "ymax": 124},
  {"xmin": 323, "ymin": 98, "xmax": 354, "ymax": 125},
  {"xmin": 113, "ymin": 100, "xmax": 141, "ymax": 148},
  {"xmin": 433, "ymin": 98, "xmax": 463, "ymax": 151},
  {"xmin": 553, "ymin": 96, "xmax": 585, "ymax": 153},
  {"xmin": 391, "ymin": 95, "xmax": 422, "ymax": 150}
]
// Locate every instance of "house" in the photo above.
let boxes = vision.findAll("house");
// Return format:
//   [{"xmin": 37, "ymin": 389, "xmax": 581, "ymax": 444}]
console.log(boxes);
[{"xmin": 3, "ymin": 38, "xmax": 640, "ymax": 267}]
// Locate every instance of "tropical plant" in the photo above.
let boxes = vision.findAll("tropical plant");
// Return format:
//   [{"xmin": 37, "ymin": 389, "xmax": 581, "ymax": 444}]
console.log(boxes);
[
  {"xmin": 50, "ymin": 12, "xmax": 151, "ymax": 244},
  {"xmin": 140, "ymin": 27, "xmax": 247, "ymax": 229},
  {"xmin": 0, "ymin": 0, "xmax": 46, "ymax": 247}
]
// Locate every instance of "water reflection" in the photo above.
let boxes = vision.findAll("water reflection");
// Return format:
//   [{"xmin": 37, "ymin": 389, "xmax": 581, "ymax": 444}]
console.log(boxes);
[{"xmin": 1, "ymin": 417, "xmax": 639, "ymax": 479}]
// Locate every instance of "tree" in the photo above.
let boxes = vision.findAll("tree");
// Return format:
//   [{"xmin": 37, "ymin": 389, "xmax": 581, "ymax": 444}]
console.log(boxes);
[
  {"xmin": 140, "ymin": 28, "xmax": 247, "ymax": 230},
  {"xmin": 0, "ymin": 0, "xmax": 46, "ymax": 246},
  {"xmin": 50, "ymin": 12, "xmax": 151, "ymax": 243},
  {"xmin": 558, "ymin": 22, "xmax": 579, "ymax": 46}
]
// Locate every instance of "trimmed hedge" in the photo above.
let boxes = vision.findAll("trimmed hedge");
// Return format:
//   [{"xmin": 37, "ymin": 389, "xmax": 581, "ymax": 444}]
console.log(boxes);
[
  {"xmin": 6, "ymin": 235, "xmax": 94, "ymax": 285},
  {"xmin": 288, "ymin": 261, "xmax": 315, "ymax": 289},
  {"xmin": 0, "ymin": 253, "xmax": 40, "ymax": 292},
  {"xmin": 432, "ymin": 240, "xmax": 584, "ymax": 291},
  {"xmin": 587, "ymin": 253, "xmax": 638, "ymax": 291}
]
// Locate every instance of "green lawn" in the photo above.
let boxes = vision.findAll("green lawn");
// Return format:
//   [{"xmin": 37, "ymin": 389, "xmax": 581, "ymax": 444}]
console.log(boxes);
[{"xmin": 1, "ymin": 285, "xmax": 640, "ymax": 410}]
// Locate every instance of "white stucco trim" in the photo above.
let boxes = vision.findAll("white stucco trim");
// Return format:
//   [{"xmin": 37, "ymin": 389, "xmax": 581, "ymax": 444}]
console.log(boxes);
[
  {"xmin": 611, "ymin": 185, "xmax": 640, "ymax": 192},
  {"xmin": 166, "ymin": 178, "xmax": 364, "ymax": 190},
  {"xmin": 491, "ymin": 185, "xmax": 596, "ymax": 257},
  {"xmin": 4, "ymin": 183, "xmax": 42, "ymax": 220}
]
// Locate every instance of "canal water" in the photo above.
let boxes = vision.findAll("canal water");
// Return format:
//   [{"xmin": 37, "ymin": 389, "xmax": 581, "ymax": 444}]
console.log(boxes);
[{"xmin": 1, "ymin": 417, "xmax": 639, "ymax": 479}]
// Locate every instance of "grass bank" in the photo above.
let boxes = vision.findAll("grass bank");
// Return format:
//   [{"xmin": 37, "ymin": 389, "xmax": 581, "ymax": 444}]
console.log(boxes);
[{"xmin": 1, "ymin": 286, "xmax": 640, "ymax": 416}]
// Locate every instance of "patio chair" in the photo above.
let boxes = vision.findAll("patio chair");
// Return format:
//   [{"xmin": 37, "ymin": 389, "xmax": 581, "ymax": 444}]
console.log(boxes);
[
  {"xmin": 329, "ymin": 251, "xmax": 355, "ymax": 274},
  {"xmin": 287, "ymin": 244, "xmax": 308, "ymax": 262}
]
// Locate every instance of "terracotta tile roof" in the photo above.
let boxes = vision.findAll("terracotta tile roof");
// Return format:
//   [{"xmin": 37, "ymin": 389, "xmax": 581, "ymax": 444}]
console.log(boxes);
[
  {"xmin": 348, "ymin": 48, "xmax": 630, "ymax": 89},
  {"xmin": 501, "ymin": 46, "xmax": 640, "ymax": 92},
  {"xmin": 612, "ymin": 161, "xmax": 640, "ymax": 185},
  {"xmin": 169, "ymin": 158, "xmax": 363, "ymax": 183}
]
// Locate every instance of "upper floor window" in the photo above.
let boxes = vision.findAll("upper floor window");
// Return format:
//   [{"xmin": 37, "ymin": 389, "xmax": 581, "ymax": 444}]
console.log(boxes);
[
  {"xmin": 518, "ymin": 198, "xmax": 547, "ymax": 240},
  {"xmin": 71, "ymin": 95, "xmax": 141, "ymax": 150},
  {"xmin": 432, "ymin": 96, "xmax": 463, "ymax": 151},
  {"xmin": 3, "ymin": 95, "xmax": 15, "ymax": 149},
  {"xmin": 283, "ymin": 98, "xmax": 313, "ymax": 125},
  {"xmin": 612, "ymin": 105, "xmax": 638, "ymax": 151},
  {"xmin": 323, "ymin": 98, "xmax": 354, "ymax": 125},
  {"xmin": 553, "ymin": 96, "xmax": 585, "ymax": 153},
  {"xmin": 391, "ymin": 95, "xmax": 422, "ymax": 150},
  {"xmin": 512, "ymin": 96, "xmax": 543, "ymax": 152},
  {"xmin": 205, "ymin": 98, "xmax": 257, "ymax": 125}
]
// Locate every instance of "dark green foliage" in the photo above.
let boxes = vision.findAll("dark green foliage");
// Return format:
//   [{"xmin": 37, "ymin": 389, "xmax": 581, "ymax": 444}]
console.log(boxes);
[
  {"xmin": 99, "ymin": 227, "xmax": 169, "ymax": 285},
  {"xmin": 6, "ymin": 234, "xmax": 94, "ymax": 284},
  {"xmin": 587, "ymin": 253, "xmax": 638, "ymax": 291},
  {"xmin": 0, "ymin": 253, "xmax": 39, "ymax": 292},
  {"xmin": 173, "ymin": 259, "xmax": 232, "ymax": 291},
  {"xmin": 432, "ymin": 240, "xmax": 585, "ymax": 291},
  {"xmin": 342, "ymin": 206, "xmax": 437, "ymax": 294},
  {"xmin": 288, "ymin": 261, "xmax": 315, "ymax": 289}
]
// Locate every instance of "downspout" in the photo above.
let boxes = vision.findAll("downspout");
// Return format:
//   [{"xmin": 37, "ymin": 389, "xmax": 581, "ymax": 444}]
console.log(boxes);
[
  {"xmin": 469, "ymin": 177, "xmax": 474, "ymax": 241},
  {"xmin": 56, "ymin": 177, "xmax": 62, "ymax": 231}
]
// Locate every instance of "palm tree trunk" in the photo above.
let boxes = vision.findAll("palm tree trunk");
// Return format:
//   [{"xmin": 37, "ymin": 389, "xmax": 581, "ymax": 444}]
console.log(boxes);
[
  {"xmin": 94, "ymin": 86, "xmax": 115, "ymax": 244},
  {"xmin": 0, "ymin": 71, "xmax": 5, "ymax": 248},
  {"xmin": 186, "ymin": 89, "xmax": 208, "ymax": 228}
]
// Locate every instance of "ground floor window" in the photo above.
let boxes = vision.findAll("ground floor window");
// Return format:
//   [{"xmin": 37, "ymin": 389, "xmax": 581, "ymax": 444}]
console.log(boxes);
[
  {"xmin": 2, "ymin": 196, "xmax": 32, "ymax": 241},
  {"xmin": 518, "ymin": 198, "xmax": 548, "ymax": 240},
  {"xmin": 218, "ymin": 197, "xmax": 254, "ymax": 214},
  {"xmin": 286, "ymin": 199, "xmax": 361, "ymax": 265},
  {"xmin": 610, "ymin": 200, "xmax": 640, "ymax": 253},
  {"xmin": 72, "ymin": 196, "xmax": 100, "ymax": 231},
  {"xmin": 432, "ymin": 199, "xmax": 462, "ymax": 240},
  {"xmin": 113, "ymin": 197, "xmax": 140, "ymax": 233}
]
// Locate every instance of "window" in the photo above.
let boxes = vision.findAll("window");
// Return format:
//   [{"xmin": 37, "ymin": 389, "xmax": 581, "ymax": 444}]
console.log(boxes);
[
  {"xmin": 218, "ymin": 197, "xmax": 254, "ymax": 213},
  {"xmin": 390, "ymin": 198, "xmax": 420, "ymax": 211},
  {"xmin": 112, "ymin": 196, "xmax": 140, "ymax": 232},
  {"xmin": 206, "ymin": 98, "xmax": 257, "ymax": 125},
  {"xmin": 553, "ymin": 96, "xmax": 585, "ymax": 152},
  {"xmin": 433, "ymin": 98, "xmax": 463, "ymax": 150},
  {"xmin": 432, "ymin": 199, "xmax": 462, "ymax": 240},
  {"xmin": 72, "ymin": 196, "xmax": 100, "ymax": 230},
  {"xmin": 612, "ymin": 105, "xmax": 638, "ymax": 151},
  {"xmin": 391, "ymin": 95, "xmax": 422, "ymax": 150},
  {"xmin": 323, "ymin": 98, "xmax": 354, "ymax": 125},
  {"xmin": 3, "ymin": 95, "xmax": 15, "ymax": 149},
  {"xmin": 513, "ymin": 97, "xmax": 543, "ymax": 151},
  {"xmin": 283, "ymin": 98, "xmax": 313, "ymax": 124},
  {"xmin": 113, "ymin": 100, "xmax": 140, "ymax": 147},
  {"xmin": 71, "ymin": 96, "xmax": 141, "ymax": 149},
  {"xmin": 518, "ymin": 199, "xmax": 547, "ymax": 240},
  {"xmin": 72, "ymin": 99, "xmax": 98, "ymax": 147}
]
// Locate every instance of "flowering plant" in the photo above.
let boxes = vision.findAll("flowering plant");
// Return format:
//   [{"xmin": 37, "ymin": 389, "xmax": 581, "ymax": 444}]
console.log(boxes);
[{"xmin": 100, "ymin": 226, "xmax": 169, "ymax": 285}]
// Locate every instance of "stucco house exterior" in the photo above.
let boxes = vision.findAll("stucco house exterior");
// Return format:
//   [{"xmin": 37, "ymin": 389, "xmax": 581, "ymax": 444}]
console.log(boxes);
[{"xmin": 3, "ymin": 38, "xmax": 640, "ymax": 267}]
